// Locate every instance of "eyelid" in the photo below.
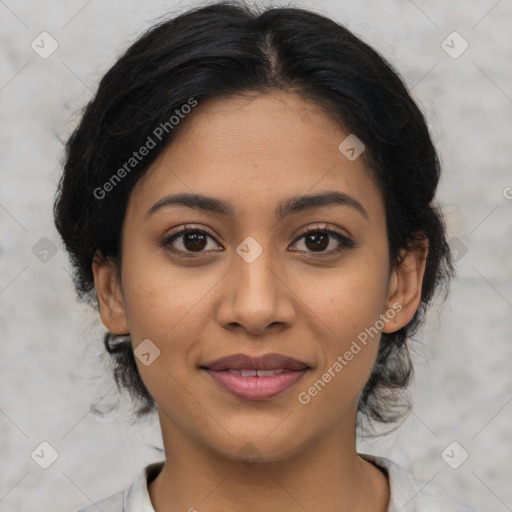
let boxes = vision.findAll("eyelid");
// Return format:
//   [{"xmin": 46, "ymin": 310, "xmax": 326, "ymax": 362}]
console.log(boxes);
[
  {"xmin": 161, "ymin": 223, "xmax": 355, "ymax": 256},
  {"xmin": 293, "ymin": 223, "xmax": 352, "ymax": 243},
  {"xmin": 164, "ymin": 223, "xmax": 218, "ymax": 240}
]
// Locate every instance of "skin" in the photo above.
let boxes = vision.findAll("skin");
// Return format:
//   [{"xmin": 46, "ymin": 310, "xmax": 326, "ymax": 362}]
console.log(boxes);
[{"xmin": 93, "ymin": 90, "xmax": 428, "ymax": 512}]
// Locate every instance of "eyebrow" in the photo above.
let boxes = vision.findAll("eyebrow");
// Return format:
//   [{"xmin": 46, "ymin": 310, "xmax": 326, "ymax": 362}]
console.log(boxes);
[{"xmin": 145, "ymin": 190, "xmax": 369, "ymax": 221}]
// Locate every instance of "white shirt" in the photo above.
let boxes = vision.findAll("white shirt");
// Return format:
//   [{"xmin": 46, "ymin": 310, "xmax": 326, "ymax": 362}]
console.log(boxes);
[{"xmin": 74, "ymin": 454, "xmax": 478, "ymax": 512}]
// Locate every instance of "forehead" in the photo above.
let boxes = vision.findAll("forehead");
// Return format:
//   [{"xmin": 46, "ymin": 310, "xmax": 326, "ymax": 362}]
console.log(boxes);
[{"xmin": 126, "ymin": 91, "xmax": 384, "ymax": 225}]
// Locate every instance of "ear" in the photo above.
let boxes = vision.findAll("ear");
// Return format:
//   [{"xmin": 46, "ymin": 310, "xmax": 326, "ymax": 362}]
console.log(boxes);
[
  {"xmin": 91, "ymin": 251, "xmax": 129, "ymax": 335},
  {"xmin": 382, "ymin": 237, "xmax": 429, "ymax": 334}
]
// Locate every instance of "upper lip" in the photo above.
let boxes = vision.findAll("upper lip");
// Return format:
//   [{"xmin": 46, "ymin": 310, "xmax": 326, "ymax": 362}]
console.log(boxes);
[{"xmin": 201, "ymin": 352, "xmax": 311, "ymax": 371}]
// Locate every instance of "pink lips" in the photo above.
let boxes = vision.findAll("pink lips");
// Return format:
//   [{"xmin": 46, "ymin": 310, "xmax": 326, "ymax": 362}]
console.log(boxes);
[{"xmin": 201, "ymin": 352, "xmax": 311, "ymax": 400}]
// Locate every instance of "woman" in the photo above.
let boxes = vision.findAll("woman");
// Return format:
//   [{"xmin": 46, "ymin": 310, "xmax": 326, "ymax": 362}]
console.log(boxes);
[{"xmin": 54, "ymin": 1, "xmax": 478, "ymax": 510}]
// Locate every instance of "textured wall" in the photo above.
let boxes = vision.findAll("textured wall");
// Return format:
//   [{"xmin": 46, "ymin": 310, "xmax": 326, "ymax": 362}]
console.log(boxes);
[{"xmin": 1, "ymin": 0, "xmax": 511, "ymax": 510}]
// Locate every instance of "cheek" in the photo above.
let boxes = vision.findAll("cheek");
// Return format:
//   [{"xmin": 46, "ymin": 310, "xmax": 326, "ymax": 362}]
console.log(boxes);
[
  {"xmin": 120, "ymin": 248, "xmax": 217, "ymax": 341},
  {"xmin": 292, "ymin": 252, "xmax": 389, "ymax": 395},
  {"xmin": 119, "ymin": 247, "xmax": 220, "ymax": 388},
  {"xmin": 296, "ymin": 256, "xmax": 388, "ymax": 341},
  {"xmin": 295, "ymin": 276, "xmax": 385, "ymax": 418}
]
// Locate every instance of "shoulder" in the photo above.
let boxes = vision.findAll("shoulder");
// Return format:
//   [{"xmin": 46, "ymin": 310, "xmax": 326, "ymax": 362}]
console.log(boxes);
[
  {"xmin": 360, "ymin": 453, "xmax": 479, "ymax": 512},
  {"xmin": 72, "ymin": 460, "xmax": 164, "ymax": 512},
  {"xmin": 73, "ymin": 490, "xmax": 123, "ymax": 512}
]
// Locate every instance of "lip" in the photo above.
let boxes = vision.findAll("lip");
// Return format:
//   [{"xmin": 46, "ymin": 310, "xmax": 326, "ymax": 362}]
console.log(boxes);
[
  {"xmin": 201, "ymin": 352, "xmax": 310, "ymax": 371},
  {"xmin": 203, "ymin": 368, "xmax": 310, "ymax": 400},
  {"xmin": 200, "ymin": 352, "xmax": 312, "ymax": 400}
]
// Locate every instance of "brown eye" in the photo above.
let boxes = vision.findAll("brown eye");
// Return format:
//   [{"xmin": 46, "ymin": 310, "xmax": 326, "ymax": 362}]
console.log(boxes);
[
  {"xmin": 303, "ymin": 231, "xmax": 329, "ymax": 251},
  {"xmin": 290, "ymin": 226, "xmax": 355, "ymax": 257},
  {"xmin": 161, "ymin": 224, "xmax": 355, "ymax": 259},
  {"xmin": 162, "ymin": 228, "xmax": 223, "ymax": 256}
]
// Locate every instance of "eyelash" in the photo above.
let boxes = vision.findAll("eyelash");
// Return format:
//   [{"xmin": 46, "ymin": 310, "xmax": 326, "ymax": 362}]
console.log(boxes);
[{"xmin": 160, "ymin": 224, "xmax": 356, "ymax": 259}]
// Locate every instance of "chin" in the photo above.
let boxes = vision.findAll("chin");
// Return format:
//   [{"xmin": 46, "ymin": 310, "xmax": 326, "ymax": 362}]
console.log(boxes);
[{"xmin": 204, "ymin": 427, "xmax": 309, "ymax": 465}]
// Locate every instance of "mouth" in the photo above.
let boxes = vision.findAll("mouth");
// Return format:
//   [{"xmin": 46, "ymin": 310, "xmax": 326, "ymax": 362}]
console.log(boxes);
[
  {"xmin": 200, "ymin": 352, "xmax": 311, "ymax": 371},
  {"xmin": 199, "ymin": 352, "xmax": 312, "ymax": 400}
]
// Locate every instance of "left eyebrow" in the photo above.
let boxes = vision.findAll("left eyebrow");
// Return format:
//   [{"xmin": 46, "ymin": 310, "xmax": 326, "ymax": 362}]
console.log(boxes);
[{"xmin": 145, "ymin": 190, "xmax": 369, "ymax": 221}]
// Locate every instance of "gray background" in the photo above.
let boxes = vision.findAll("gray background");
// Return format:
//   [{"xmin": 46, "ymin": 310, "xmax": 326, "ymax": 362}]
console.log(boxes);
[{"xmin": 1, "ymin": 0, "xmax": 511, "ymax": 510}]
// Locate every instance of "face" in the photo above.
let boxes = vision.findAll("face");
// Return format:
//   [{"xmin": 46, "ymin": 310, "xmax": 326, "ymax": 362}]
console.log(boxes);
[{"xmin": 93, "ymin": 91, "xmax": 427, "ymax": 462}]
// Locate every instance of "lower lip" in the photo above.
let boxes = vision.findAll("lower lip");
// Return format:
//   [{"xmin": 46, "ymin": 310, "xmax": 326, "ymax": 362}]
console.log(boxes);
[{"xmin": 203, "ymin": 369, "xmax": 310, "ymax": 400}]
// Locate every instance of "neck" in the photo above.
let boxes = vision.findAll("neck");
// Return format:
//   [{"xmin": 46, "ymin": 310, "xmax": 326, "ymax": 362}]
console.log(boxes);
[{"xmin": 148, "ymin": 413, "xmax": 389, "ymax": 512}]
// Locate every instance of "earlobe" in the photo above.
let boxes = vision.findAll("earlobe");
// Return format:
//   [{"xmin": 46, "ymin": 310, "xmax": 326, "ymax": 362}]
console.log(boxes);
[
  {"xmin": 91, "ymin": 252, "xmax": 129, "ymax": 335},
  {"xmin": 382, "ymin": 239, "xmax": 429, "ymax": 334}
]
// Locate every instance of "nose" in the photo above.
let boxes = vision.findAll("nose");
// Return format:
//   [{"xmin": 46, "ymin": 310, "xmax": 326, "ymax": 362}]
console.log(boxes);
[{"xmin": 215, "ymin": 244, "xmax": 296, "ymax": 336}]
